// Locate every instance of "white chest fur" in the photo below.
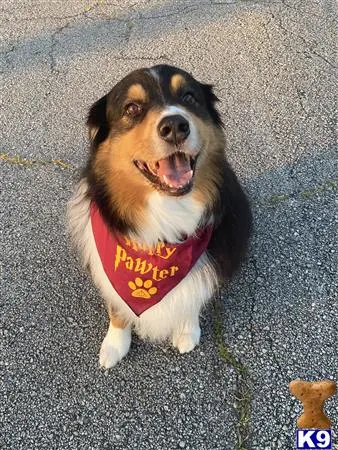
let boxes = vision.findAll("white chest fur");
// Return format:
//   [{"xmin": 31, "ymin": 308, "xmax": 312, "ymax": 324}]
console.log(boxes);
[{"xmin": 133, "ymin": 191, "xmax": 206, "ymax": 246}]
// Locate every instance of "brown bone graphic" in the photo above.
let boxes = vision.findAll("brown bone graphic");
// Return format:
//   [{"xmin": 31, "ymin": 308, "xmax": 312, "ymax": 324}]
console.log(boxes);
[{"xmin": 289, "ymin": 379, "xmax": 336, "ymax": 429}]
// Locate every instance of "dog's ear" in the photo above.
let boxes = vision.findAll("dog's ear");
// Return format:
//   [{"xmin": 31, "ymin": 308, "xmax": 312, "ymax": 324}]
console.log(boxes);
[
  {"xmin": 87, "ymin": 94, "xmax": 109, "ymax": 145},
  {"xmin": 202, "ymin": 83, "xmax": 223, "ymax": 128}
]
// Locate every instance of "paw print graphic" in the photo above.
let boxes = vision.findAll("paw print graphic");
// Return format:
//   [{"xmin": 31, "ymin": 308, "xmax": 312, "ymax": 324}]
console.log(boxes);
[{"xmin": 128, "ymin": 277, "xmax": 158, "ymax": 299}]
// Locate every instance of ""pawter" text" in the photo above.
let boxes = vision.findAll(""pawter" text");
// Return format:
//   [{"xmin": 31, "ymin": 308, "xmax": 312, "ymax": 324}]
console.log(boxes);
[{"xmin": 114, "ymin": 239, "xmax": 179, "ymax": 281}]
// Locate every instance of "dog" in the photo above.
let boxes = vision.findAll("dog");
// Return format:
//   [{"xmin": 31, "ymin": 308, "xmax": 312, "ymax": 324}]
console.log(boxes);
[{"xmin": 67, "ymin": 65, "xmax": 252, "ymax": 369}]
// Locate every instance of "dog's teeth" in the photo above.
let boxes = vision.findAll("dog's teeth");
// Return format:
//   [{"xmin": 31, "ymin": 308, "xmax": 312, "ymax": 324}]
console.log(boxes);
[{"xmin": 163, "ymin": 176, "xmax": 174, "ymax": 188}]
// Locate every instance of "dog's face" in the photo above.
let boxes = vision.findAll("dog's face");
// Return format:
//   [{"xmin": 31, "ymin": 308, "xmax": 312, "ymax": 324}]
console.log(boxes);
[{"xmin": 87, "ymin": 65, "xmax": 224, "ymax": 200}]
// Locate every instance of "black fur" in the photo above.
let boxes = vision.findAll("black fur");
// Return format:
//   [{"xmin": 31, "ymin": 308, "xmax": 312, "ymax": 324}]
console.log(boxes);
[
  {"xmin": 201, "ymin": 83, "xmax": 223, "ymax": 128},
  {"xmin": 87, "ymin": 94, "xmax": 109, "ymax": 147},
  {"xmin": 207, "ymin": 159, "xmax": 252, "ymax": 281}
]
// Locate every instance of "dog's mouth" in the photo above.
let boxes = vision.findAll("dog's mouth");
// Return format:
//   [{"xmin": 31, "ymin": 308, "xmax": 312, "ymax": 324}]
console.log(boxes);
[{"xmin": 134, "ymin": 152, "xmax": 197, "ymax": 196}]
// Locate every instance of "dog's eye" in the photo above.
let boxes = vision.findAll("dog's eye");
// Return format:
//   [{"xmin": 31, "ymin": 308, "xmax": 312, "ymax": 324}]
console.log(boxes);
[
  {"xmin": 182, "ymin": 93, "xmax": 198, "ymax": 106},
  {"xmin": 125, "ymin": 103, "xmax": 143, "ymax": 117}
]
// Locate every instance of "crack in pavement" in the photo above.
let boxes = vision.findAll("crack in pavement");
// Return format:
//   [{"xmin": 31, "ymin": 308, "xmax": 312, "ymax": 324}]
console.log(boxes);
[
  {"xmin": 280, "ymin": 0, "xmax": 337, "ymax": 21},
  {"xmin": 1, "ymin": 44, "xmax": 16, "ymax": 71},
  {"xmin": 88, "ymin": 16, "xmax": 173, "ymax": 62},
  {"xmin": 213, "ymin": 294, "xmax": 252, "ymax": 450},
  {"xmin": 295, "ymin": 88, "xmax": 308, "ymax": 116},
  {"xmin": 256, "ymin": 178, "xmax": 338, "ymax": 205},
  {"xmin": 274, "ymin": 413, "xmax": 295, "ymax": 449},
  {"xmin": 211, "ymin": 0, "xmax": 282, "ymax": 5},
  {"xmin": 0, "ymin": 153, "xmax": 74, "ymax": 170},
  {"xmin": 308, "ymin": 49, "xmax": 337, "ymax": 69},
  {"xmin": 1, "ymin": 0, "xmax": 111, "ymax": 23},
  {"xmin": 137, "ymin": 5, "xmax": 200, "ymax": 20},
  {"xmin": 265, "ymin": 333, "xmax": 285, "ymax": 377},
  {"xmin": 112, "ymin": 54, "xmax": 172, "ymax": 61},
  {"xmin": 267, "ymin": 10, "xmax": 337, "ymax": 69},
  {"xmin": 124, "ymin": 18, "xmax": 134, "ymax": 44},
  {"xmin": 247, "ymin": 256, "xmax": 262, "ymax": 363},
  {"xmin": 268, "ymin": 332, "xmax": 293, "ymax": 449},
  {"xmin": 49, "ymin": 22, "xmax": 72, "ymax": 75}
]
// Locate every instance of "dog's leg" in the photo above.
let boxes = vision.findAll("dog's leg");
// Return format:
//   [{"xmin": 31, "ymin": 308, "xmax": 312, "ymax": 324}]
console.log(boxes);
[
  {"xmin": 172, "ymin": 315, "xmax": 201, "ymax": 354},
  {"xmin": 99, "ymin": 312, "xmax": 131, "ymax": 369}
]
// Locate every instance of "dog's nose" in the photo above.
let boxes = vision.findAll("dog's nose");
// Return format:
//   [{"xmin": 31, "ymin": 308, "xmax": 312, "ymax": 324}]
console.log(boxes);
[{"xmin": 158, "ymin": 115, "xmax": 190, "ymax": 145}]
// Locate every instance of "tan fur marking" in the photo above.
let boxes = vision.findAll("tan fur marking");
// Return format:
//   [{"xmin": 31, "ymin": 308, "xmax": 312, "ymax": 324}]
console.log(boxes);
[
  {"xmin": 127, "ymin": 84, "xmax": 147, "ymax": 102},
  {"xmin": 93, "ymin": 109, "xmax": 164, "ymax": 229},
  {"xmin": 170, "ymin": 74, "xmax": 186, "ymax": 93},
  {"xmin": 190, "ymin": 116, "xmax": 225, "ymax": 208},
  {"xmin": 125, "ymin": 109, "xmax": 162, "ymax": 156},
  {"xmin": 108, "ymin": 310, "xmax": 128, "ymax": 329}
]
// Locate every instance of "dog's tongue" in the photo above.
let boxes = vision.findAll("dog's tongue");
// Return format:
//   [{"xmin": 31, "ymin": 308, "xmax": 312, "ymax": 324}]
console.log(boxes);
[{"xmin": 157, "ymin": 153, "xmax": 192, "ymax": 187}]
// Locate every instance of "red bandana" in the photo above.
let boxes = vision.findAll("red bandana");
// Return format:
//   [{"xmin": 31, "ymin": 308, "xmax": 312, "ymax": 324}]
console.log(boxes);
[{"xmin": 90, "ymin": 202, "xmax": 213, "ymax": 316}]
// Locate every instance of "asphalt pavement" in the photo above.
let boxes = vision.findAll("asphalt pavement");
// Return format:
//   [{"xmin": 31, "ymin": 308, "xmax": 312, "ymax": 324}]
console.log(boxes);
[{"xmin": 1, "ymin": 1, "xmax": 337, "ymax": 449}]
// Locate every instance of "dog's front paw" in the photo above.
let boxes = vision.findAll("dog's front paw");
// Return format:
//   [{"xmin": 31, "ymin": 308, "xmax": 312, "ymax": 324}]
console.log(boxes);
[
  {"xmin": 99, "ymin": 341, "xmax": 124, "ymax": 369},
  {"xmin": 99, "ymin": 325, "xmax": 131, "ymax": 369},
  {"xmin": 173, "ymin": 326, "xmax": 201, "ymax": 354}
]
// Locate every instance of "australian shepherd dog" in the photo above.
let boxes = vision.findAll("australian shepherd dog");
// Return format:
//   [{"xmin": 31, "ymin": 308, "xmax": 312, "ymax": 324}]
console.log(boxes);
[{"xmin": 67, "ymin": 65, "xmax": 252, "ymax": 369}]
